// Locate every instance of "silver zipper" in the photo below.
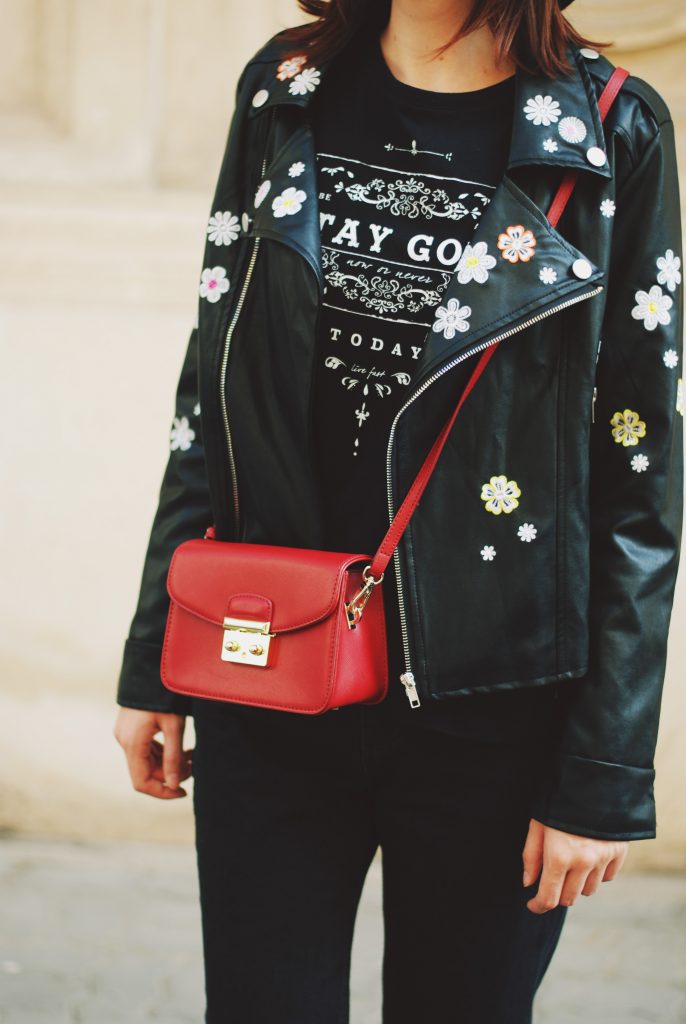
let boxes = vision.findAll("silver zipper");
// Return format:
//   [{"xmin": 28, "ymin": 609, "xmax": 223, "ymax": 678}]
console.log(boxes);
[
  {"xmin": 386, "ymin": 284, "xmax": 604, "ymax": 708},
  {"xmin": 218, "ymin": 110, "xmax": 275, "ymax": 536},
  {"xmin": 591, "ymin": 335, "xmax": 603, "ymax": 424}
]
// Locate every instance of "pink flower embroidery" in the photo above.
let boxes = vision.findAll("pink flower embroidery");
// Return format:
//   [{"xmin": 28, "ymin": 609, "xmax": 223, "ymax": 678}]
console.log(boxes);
[
  {"xmin": 497, "ymin": 225, "xmax": 537, "ymax": 264},
  {"xmin": 276, "ymin": 55, "xmax": 307, "ymax": 81}
]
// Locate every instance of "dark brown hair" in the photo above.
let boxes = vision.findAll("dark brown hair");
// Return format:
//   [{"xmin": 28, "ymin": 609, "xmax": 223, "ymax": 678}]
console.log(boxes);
[{"xmin": 277, "ymin": 0, "xmax": 608, "ymax": 79}]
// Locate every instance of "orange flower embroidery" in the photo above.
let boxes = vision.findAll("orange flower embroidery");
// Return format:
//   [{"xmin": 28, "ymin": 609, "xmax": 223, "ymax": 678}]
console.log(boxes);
[
  {"xmin": 497, "ymin": 225, "xmax": 537, "ymax": 264},
  {"xmin": 276, "ymin": 55, "xmax": 307, "ymax": 81}
]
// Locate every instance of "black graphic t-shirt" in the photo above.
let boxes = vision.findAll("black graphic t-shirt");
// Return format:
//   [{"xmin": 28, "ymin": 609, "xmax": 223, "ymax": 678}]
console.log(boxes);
[{"xmin": 310, "ymin": 33, "xmax": 570, "ymax": 736}]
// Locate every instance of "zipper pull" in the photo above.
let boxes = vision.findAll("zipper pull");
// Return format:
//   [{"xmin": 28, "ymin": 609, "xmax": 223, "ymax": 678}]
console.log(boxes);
[
  {"xmin": 592, "ymin": 385, "xmax": 598, "ymax": 424},
  {"xmin": 400, "ymin": 671, "xmax": 421, "ymax": 708}
]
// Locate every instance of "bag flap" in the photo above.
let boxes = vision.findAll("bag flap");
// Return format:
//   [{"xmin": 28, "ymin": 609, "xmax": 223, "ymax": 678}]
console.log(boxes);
[{"xmin": 167, "ymin": 538, "xmax": 371, "ymax": 633}]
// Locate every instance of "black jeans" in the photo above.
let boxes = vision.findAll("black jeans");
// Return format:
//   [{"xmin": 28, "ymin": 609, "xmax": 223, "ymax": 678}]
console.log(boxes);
[{"xmin": 191, "ymin": 681, "xmax": 568, "ymax": 1024}]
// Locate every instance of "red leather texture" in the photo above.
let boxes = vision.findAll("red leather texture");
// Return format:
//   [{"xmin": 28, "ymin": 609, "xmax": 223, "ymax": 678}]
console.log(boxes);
[{"xmin": 162, "ymin": 539, "xmax": 389, "ymax": 712}]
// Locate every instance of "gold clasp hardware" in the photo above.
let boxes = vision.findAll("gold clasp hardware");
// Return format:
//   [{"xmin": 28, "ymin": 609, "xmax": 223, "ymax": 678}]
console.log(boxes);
[
  {"xmin": 345, "ymin": 565, "xmax": 384, "ymax": 630},
  {"xmin": 221, "ymin": 617, "xmax": 275, "ymax": 667}
]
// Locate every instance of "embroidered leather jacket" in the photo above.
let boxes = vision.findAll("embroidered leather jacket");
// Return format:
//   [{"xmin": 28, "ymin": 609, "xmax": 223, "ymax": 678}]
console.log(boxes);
[{"xmin": 116, "ymin": 27, "xmax": 684, "ymax": 843}]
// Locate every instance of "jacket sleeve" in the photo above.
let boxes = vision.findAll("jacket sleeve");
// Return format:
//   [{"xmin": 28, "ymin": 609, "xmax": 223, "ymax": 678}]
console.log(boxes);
[
  {"xmin": 116, "ymin": 325, "xmax": 211, "ymax": 714},
  {"xmin": 532, "ymin": 113, "xmax": 684, "ymax": 840}
]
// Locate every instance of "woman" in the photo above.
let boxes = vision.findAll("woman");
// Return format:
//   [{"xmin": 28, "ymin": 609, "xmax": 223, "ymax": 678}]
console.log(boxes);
[{"xmin": 114, "ymin": 0, "xmax": 683, "ymax": 1020}]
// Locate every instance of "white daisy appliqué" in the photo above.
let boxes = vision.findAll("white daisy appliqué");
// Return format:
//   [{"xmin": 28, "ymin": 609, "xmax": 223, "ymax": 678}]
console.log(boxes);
[
  {"xmin": 656, "ymin": 249, "xmax": 682, "ymax": 293},
  {"xmin": 631, "ymin": 285, "xmax": 673, "ymax": 331},
  {"xmin": 288, "ymin": 161, "xmax": 306, "ymax": 178},
  {"xmin": 517, "ymin": 522, "xmax": 538, "ymax": 542},
  {"xmin": 199, "ymin": 266, "xmax": 229, "ymax": 303},
  {"xmin": 539, "ymin": 266, "xmax": 557, "ymax": 285},
  {"xmin": 254, "ymin": 180, "xmax": 271, "ymax": 208},
  {"xmin": 480, "ymin": 475, "xmax": 521, "ymax": 516},
  {"xmin": 664, "ymin": 349, "xmax": 679, "ymax": 369},
  {"xmin": 272, "ymin": 186, "xmax": 307, "ymax": 218},
  {"xmin": 170, "ymin": 416, "xmax": 195, "ymax": 452},
  {"xmin": 542, "ymin": 138, "xmax": 559, "ymax": 154},
  {"xmin": 288, "ymin": 67, "xmax": 321, "ymax": 96},
  {"xmin": 432, "ymin": 298, "xmax": 472, "ymax": 339},
  {"xmin": 207, "ymin": 211, "xmax": 240, "ymax": 246},
  {"xmin": 631, "ymin": 453, "xmax": 650, "ymax": 473},
  {"xmin": 193, "ymin": 402, "xmax": 201, "ymax": 416},
  {"xmin": 523, "ymin": 95, "xmax": 561, "ymax": 127},
  {"xmin": 480, "ymin": 545, "xmax": 496, "ymax": 561},
  {"xmin": 600, "ymin": 199, "xmax": 616, "ymax": 218},
  {"xmin": 558, "ymin": 116, "xmax": 587, "ymax": 144},
  {"xmin": 497, "ymin": 225, "xmax": 537, "ymax": 264},
  {"xmin": 456, "ymin": 242, "xmax": 496, "ymax": 285}
]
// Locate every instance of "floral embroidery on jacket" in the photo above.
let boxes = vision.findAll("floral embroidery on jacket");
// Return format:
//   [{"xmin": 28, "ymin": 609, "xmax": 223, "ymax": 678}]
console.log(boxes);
[
  {"xmin": 558, "ymin": 116, "xmax": 587, "ymax": 144},
  {"xmin": 480, "ymin": 475, "xmax": 521, "ymax": 515},
  {"xmin": 288, "ymin": 67, "xmax": 321, "ymax": 96},
  {"xmin": 523, "ymin": 95, "xmax": 561, "ymax": 126},
  {"xmin": 610, "ymin": 409, "xmax": 647, "ymax": 447},
  {"xmin": 664, "ymin": 349, "xmax": 679, "ymax": 369},
  {"xmin": 272, "ymin": 186, "xmax": 307, "ymax": 218},
  {"xmin": 170, "ymin": 416, "xmax": 195, "ymax": 452},
  {"xmin": 199, "ymin": 266, "xmax": 229, "ymax": 303},
  {"xmin": 656, "ymin": 249, "xmax": 682, "ymax": 293},
  {"xmin": 480, "ymin": 545, "xmax": 496, "ymax": 561},
  {"xmin": 207, "ymin": 211, "xmax": 240, "ymax": 246},
  {"xmin": 497, "ymin": 225, "xmax": 537, "ymax": 264},
  {"xmin": 288, "ymin": 161, "xmax": 306, "ymax": 178},
  {"xmin": 432, "ymin": 298, "xmax": 472, "ymax": 338},
  {"xmin": 631, "ymin": 453, "xmax": 650, "ymax": 473},
  {"xmin": 600, "ymin": 198, "xmax": 616, "ymax": 218},
  {"xmin": 517, "ymin": 522, "xmax": 538, "ymax": 542},
  {"xmin": 631, "ymin": 285, "xmax": 673, "ymax": 331},
  {"xmin": 254, "ymin": 180, "xmax": 271, "ymax": 208},
  {"xmin": 276, "ymin": 55, "xmax": 307, "ymax": 81},
  {"xmin": 542, "ymin": 138, "xmax": 558, "ymax": 154},
  {"xmin": 539, "ymin": 266, "xmax": 557, "ymax": 285},
  {"xmin": 455, "ymin": 242, "xmax": 496, "ymax": 284}
]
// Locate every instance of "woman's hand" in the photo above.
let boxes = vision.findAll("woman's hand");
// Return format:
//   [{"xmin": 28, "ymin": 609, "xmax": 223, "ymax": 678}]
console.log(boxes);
[
  {"xmin": 522, "ymin": 818, "xmax": 629, "ymax": 914},
  {"xmin": 114, "ymin": 707, "xmax": 194, "ymax": 799}
]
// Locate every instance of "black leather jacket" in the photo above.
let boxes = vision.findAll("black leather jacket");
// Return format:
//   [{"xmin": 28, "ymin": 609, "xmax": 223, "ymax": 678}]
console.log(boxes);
[{"xmin": 117, "ymin": 28, "xmax": 683, "ymax": 843}]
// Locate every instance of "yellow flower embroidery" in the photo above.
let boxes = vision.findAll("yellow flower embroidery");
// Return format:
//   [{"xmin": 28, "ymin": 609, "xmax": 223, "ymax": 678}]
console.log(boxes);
[
  {"xmin": 610, "ymin": 409, "xmax": 647, "ymax": 447},
  {"xmin": 480, "ymin": 475, "xmax": 521, "ymax": 515}
]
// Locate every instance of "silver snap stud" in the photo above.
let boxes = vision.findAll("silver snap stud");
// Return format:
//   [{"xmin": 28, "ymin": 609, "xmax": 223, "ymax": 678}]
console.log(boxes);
[
  {"xmin": 586, "ymin": 146, "xmax": 607, "ymax": 167},
  {"xmin": 580, "ymin": 48, "xmax": 600, "ymax": 60},
  {"xmin": 252, "ymin": 89, "xmax": 269, "ymax": 108},
  {"xmin": 572, "ymin": 258, "xmax": 593, "ymax": 280},
  {"xmin": 241, "ymin": 212, "xmax": 251, "ymax": 233}
]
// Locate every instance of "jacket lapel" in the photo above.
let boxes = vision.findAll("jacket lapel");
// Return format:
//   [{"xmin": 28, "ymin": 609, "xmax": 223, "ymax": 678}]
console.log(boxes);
[{"xmin": 242, "ymin": 40, "xmax": 614, "ymax": 388}]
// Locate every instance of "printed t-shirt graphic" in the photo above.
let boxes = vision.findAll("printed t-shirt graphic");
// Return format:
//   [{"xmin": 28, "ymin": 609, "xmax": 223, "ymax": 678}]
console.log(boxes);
[{"xmin": 310, "ymin": 33, "xmax": 515, "ymax": 558}]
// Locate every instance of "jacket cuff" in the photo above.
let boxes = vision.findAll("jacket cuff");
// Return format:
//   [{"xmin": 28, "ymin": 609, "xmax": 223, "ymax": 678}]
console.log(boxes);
[
  {"xmin": 116, "ymin": 638, "xmax": 193, "ymax": 716},
  {"xmin": 531, "ymin": 753, "xmax": 656, "ymax": 841}
]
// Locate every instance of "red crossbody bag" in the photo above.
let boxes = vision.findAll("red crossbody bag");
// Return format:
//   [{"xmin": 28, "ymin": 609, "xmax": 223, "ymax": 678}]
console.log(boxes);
[{"xmin": 160, "ymin": 68, "xmax": 628, "ymax": 714}]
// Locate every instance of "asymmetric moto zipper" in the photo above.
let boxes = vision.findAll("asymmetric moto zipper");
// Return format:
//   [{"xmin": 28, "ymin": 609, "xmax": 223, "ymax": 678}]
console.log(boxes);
[
  {"xmin": 385, "ymin": 284, "xmax": 604, "ymax": 708},
  {"xmin": 218, "ymin": 109, "xmax": 276, "ymax": 538}
]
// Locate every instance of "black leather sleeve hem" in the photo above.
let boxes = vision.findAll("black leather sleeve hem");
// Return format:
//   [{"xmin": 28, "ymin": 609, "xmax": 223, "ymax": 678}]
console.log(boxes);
[
  {"xmin": 116, "ymin": 638, "xmax": 193, "ymax": 716},
  {"xmin": 530, "ymin": 753, "xmax": 656, "ymax": 841}
]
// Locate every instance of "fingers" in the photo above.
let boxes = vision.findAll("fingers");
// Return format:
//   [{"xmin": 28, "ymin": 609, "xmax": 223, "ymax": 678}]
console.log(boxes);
[
  {"xmin": 113, "ymin": 707, "xmax": 191, "ymax": 800},
  {"xmin": 525, "ymin": 824, "xmax": 630, "ymax": 914},
  {"xmin": 522, "ymin": 818, "xmax": 544, "ymax": 888},
  {"xmin": 161, "ymin": 714, "xmax": 187, "ymax": 792},
  {"xmin": 526, "ymin": 853, "xmax": 568, "ymax": 915}
]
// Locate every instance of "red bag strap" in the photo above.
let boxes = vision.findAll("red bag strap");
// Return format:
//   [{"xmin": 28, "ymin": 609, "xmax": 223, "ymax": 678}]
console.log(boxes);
[{"xmin": 367, "ymin": 66, "xmax": 629, "ymax": 580}]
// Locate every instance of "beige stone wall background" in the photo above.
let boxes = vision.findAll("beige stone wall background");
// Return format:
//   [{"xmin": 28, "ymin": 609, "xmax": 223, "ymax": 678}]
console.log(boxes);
[{"xmin": 0, "ymin": 0, "xmax": 684, "ymax": 868}]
